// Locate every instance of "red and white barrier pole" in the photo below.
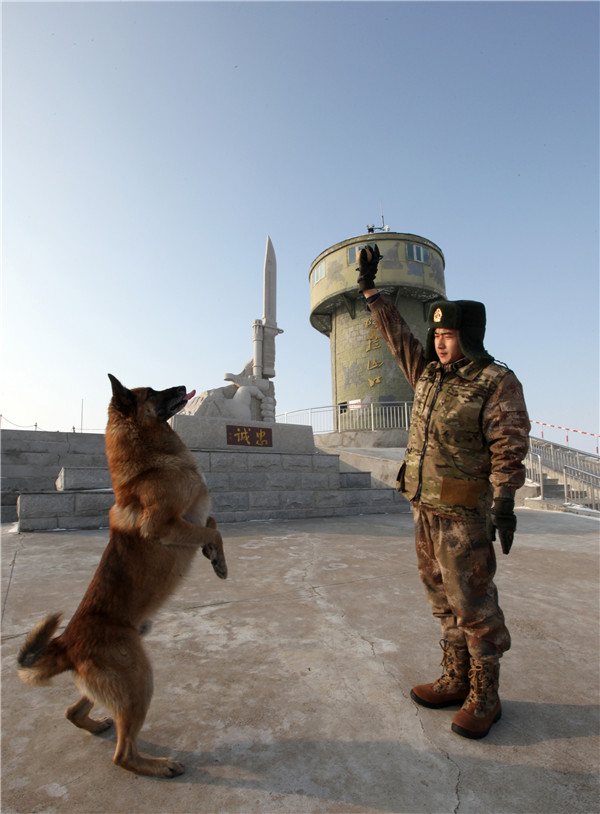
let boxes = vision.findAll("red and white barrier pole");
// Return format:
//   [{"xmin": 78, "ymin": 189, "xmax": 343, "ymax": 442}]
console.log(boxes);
[{"xmin": 531, "ymin": 420, "xmax": 599, "ymax": 454}]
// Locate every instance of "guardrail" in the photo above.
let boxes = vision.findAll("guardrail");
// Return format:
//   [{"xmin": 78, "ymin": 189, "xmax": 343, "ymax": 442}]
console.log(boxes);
[
  {"xmin": 563, "ymin": 466, "xmax": 600, "ymax": 511},
  {"xmin": 278, "ymin": 406, "xmax": 598, "ymax": 461},
  {"xmin": 276, "ymin": 402, "xmax": 413, "ymax": 434},
  {"xmin": 524, "ymin": 452, "xmax": 544, "ymax": 500},
  {"xmin": 280, "ymin": 406, "xmax": 599, "ymax": 511},
  {"xmin": 529, "ymin": 437, "xmax": 600, "ymax": 478}
]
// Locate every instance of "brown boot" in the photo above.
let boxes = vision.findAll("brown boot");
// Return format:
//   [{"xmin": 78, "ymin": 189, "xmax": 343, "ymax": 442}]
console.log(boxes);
[
  {"xmin": 451, "ymin": 659, "xmax": 502, "ymax": 739},
  {"xmin": 410, "ymin": 640, "xmax": 470, "ymax": 709}
]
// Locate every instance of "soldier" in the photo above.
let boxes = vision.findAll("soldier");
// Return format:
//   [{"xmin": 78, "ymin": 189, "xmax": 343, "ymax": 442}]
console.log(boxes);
[{"xmin": 357, "ymin": 245, "xmax": 530, "ymax": 739}]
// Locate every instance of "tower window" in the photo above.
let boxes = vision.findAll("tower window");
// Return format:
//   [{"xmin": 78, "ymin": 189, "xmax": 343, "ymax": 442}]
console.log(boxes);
[
  {"xmin": 407, "ymin": 244, "xmax": 429, "ymax": 264},
  {"xmin": 347, "ymin": 245, "xmax": 366, "ymax": 265},
  {"xmin": 312, "ymin": 261, "xmax": 326, "ymax": 285}
]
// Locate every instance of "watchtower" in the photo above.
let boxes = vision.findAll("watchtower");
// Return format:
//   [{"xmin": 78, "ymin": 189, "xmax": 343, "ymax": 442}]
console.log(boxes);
[{"xmin": 309, "ymin": 230, "xmax": 446, "ymax": 407}]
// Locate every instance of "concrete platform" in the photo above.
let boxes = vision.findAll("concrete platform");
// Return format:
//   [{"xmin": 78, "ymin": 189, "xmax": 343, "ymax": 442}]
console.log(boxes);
[{"xmin": 2, "ymin": 508, "xmax": 599, "ymax": 813}]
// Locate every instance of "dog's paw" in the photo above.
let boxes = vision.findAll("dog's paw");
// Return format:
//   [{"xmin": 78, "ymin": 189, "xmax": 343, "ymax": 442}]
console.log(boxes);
[
  {"xmin": 202, "ymin": 529, "xmax": 227, "ymax": 580},
  {"xmin": 161, "ymin": 758, "xmax": 185, "ymax": 778},
  {"xmin": 206, "ymin": 516, "xmax": 217, "ymax": 529},
  {"xmin": 202, "ymin": 543, "xmax": 228, "ymax": 580},
  {"xmin": 88, "ymin": 716, "xmax": 114, "ymax": 735},
  {"xmin": 115, "ymin": 754, "xmax": 184, "ymax": 778},
  {"xmin": 212, "ymin": 558, "xmax": 228, "ymax": 580}
]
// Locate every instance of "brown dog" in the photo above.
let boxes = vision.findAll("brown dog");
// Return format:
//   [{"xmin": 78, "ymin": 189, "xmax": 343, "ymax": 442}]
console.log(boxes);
[{"xmin": 17, "ymin": 374, "xmax": 227, "ymax": 778}]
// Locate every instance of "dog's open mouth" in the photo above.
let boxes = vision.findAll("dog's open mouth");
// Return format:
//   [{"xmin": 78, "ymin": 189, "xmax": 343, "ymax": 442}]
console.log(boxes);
[{"xmin": 166, "ymin": 388, "xmax": 196, "ymax": 418}]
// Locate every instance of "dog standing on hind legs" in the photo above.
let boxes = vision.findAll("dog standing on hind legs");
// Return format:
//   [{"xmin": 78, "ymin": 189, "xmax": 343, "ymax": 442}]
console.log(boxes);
[{"xmin": 17, "ymin": 374, "xmax": 227, "ymax": 778}]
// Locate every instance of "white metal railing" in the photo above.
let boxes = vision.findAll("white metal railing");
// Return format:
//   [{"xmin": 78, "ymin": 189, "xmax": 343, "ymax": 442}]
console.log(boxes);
[
  {"xmin": 278, "ymin": 407, "xmax": 599, "ymax": 466},
  {"xmin": 276, "ymin": 402, "xmax": 413, "ymax": 434},
  {"xmin": 280, "ymin": 406, "xmax": 600, "ymax": 506},
  {"xmin": 563, "ymin": 466, "xmax": 600, "ymax": 511},
  {"xmin": 524, "ymin": 452, "xmax": 544, "ymax": 500},
  {"xmin": 529, "ymin": 437, "xmax": 600, "ymax": 478}
]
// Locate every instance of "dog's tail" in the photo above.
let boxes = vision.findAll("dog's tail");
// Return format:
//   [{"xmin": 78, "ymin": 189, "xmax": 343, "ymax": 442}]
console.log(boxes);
[{"xmin": 17, "ymin": 613, "xmax": 72, "ymax": 686}]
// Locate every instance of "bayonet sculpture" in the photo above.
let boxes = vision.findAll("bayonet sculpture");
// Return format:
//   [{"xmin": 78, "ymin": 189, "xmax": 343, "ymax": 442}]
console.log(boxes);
[
  {"xmin": 253, "ymin": 235, "xmax": 283, "ymax": 380},
  {"xmin": 184, "ymin": 235, "xmax": 282, "ymax": 423}
]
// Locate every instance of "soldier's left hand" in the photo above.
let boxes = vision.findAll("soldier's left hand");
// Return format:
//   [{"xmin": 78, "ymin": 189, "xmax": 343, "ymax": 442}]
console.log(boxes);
[
  {"xmin": 357, "ymin": 244, "xmax": 382, "ymax": 291},
  {"xmin": 491, "ymin": 497, "xmax": 517, "ymax": 555}
]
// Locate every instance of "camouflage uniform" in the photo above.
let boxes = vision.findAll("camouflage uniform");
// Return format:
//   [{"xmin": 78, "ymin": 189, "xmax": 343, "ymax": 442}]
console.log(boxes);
[{"xmin": 368, "ymin": 295, "xmax": 530, "ymax": 660}]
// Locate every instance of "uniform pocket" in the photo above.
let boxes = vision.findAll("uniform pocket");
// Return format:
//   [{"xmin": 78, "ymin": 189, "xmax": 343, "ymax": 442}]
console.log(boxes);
[{"xmin": 439, "ymin": 477, "xmax": 481, "ymax": 508}]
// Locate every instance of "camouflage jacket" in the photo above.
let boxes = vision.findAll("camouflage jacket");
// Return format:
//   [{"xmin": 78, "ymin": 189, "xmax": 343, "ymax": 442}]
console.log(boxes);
[{"xmin": 368, "ymin": 296, "xmax": 530, "ymax": 517}]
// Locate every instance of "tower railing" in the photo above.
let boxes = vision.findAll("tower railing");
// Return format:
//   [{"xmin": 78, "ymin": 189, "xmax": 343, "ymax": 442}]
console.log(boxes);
[{"xmin": 277, "ymin": 402, "xmax": 413, "ymax": 434}]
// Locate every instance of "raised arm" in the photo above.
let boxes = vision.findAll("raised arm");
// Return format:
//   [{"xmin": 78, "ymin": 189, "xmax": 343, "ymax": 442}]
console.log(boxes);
[{"xmin": 356, "ymin": 244, "xmax": 428, "ymax": 389}]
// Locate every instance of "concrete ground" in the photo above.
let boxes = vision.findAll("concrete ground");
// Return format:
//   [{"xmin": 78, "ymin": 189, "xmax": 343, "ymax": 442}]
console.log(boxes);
[{"xmin": 1, "ymin": 508, "xmax": 599, "ymax": 814}]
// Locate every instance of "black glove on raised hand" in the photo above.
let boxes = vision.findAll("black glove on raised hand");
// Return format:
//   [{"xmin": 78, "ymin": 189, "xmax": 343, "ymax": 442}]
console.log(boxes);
[
  {"xmin": 491, "ymin": 497, "xmax": 517, "ymax": 555},
  {"xmin": 357, "ymin": 244, "xmax": 382, "ymax": 291}
]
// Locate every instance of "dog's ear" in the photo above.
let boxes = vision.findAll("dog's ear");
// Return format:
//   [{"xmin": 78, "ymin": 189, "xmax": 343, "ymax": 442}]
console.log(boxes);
[{"xmin": 108, "ymin": 374, "xmax": 136, "ymax": 415}]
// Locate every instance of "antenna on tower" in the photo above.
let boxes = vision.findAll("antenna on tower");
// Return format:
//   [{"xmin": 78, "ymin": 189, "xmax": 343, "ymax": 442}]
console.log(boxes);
[{"xmin": 366, "ymin": 201, "xmax": 390, "ymax": 234}]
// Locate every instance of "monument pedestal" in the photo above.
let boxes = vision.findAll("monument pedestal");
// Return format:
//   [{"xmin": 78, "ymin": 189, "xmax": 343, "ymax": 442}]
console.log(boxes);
[
  {"xmin": 167, "ymin": 415, "xmax": 408, "ymax": 523},
  {"xmin": 170, "ymin": 415, "xmax": 315, "ymax": 454}
]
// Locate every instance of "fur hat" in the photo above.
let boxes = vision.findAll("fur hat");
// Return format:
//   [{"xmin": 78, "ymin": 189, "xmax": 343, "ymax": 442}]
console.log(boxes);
[{"xmin": 424, "ymin": 300, "xmax": 493, "ymax": 363}]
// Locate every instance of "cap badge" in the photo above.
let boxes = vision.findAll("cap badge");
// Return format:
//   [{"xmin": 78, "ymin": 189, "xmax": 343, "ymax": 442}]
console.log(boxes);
[{"xmin": 433, "ymin": 308, "xmax": 443, "ymax": 323}]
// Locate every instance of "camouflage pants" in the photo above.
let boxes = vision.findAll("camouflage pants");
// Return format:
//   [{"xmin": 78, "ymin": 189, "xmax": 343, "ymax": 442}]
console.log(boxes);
[{"xmin": 413, "ymin": 505, "xmax": 511, "ymax": 660}]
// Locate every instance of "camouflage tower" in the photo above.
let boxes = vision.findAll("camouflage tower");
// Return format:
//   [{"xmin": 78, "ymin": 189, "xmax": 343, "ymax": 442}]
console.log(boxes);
[{"xmin": 309, "ymin": 231, "xmax": 446, "ymax": 408}]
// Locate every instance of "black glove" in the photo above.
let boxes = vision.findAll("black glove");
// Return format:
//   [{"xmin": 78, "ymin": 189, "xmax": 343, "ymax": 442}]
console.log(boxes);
[
  {"xmin": 491, "ymin": 497, "xmax": 517, "ymax": 555},
  {"xmin": 357, "ymin": 244, "xmax": 382, "ymax": 291}
]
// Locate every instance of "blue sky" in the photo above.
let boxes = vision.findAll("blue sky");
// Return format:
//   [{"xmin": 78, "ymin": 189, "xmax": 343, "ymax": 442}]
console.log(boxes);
[{"xmin": 2, "ymin": 1, "xmax": 599, "ymax": 452}]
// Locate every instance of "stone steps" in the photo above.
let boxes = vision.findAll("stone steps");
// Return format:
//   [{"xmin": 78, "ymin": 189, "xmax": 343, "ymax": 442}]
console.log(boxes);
[
  {"xmin": 17, "ymin": 490, "xmax": 115, "ymax": 532},
  {"xmin": 541, "ymin": 476, "xmax": 564, "ymax": 499},
  {"xmin": 1, "ymin": 430, "xmax": 107, "ymax": 523},
  {"xmin": 15, "ymin": 448, "xmax": 409, "ymax": 532},
  {"xmin": 521, "ymin": 473, "xmax": 598, "ymax": 514},
  {"xmin": 318, "ymin": 446, "xmax": 405, "ymax": 489},
  {"xmin": 539, "ymin": 475, "xmax": 594, "ymax": 506}
]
